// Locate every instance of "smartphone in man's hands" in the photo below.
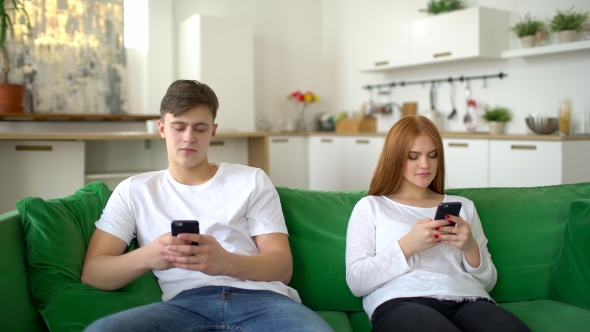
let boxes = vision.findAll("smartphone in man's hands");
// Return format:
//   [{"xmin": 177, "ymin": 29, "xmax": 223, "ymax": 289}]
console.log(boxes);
[
  {"xmin": 434, "ymin": 202, "xmax": 462, "ymax": 226},
  {"xmin": 171, "ymin": 220, "xmax": 200, "ymax": 245}
]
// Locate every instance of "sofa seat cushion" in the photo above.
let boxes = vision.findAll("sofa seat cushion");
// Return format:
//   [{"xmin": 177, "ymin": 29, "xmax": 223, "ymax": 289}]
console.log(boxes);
[
  {"xmin": 349, "ymin": 311, "xmax": 372, "ymax": 332},
  {"xmin": 17, "ymin": 182, "xmax": 162, "ymax": 331},
  {"xmin": 315, "ymin": 310, "xmax": 354, "ymax": 332},
  {"xmin": 500, "ymin": 300, "xmax": 590, "ymax": 332}
]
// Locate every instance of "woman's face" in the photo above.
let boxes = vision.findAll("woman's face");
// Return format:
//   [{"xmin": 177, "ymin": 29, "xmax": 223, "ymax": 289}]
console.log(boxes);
[{"xmin": 402, "ymin": 134, "xmax": 438, "ymax": 189}]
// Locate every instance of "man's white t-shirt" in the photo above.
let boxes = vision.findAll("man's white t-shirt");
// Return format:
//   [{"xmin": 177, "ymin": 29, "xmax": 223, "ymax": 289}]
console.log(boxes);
[{"xmin": 95, "ymin": 162, "xmax": 301, "ymax": 302}]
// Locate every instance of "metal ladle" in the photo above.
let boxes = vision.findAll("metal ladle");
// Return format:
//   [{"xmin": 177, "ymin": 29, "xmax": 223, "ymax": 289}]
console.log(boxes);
[
  {"xmin": 448, "ymin": 82, "xmax": 457, "ymax": 119},
  {"xmin": 463, "ymin": 80, "xmax": 471, "ymax": 124}
]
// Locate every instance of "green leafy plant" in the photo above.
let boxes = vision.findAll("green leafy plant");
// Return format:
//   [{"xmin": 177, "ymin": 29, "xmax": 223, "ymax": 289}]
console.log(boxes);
[
  {"xmin": 549, "ymin": 6, "xmax": 589, "ymax": 32},
  {"xmin": 483, "ymin": 105, "xmax": 512, "ymax": 122},
  {"xmin": 1, "ymin": 0, "xmax": 31, "ymax": 84},
  {"xmin": 509, "ymin": 13, "xmax": 546, "ymax": 38},
  {"xmin": 420, "ymin": 0, "xmax": 463, "ymax": 15}
]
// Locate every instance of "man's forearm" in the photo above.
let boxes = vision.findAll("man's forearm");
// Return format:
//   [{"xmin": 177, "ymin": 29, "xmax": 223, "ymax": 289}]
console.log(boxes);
[
  {"xmin": 225, "ymin": 250, "xmax": 293, "ymax": 284},
  {"xmin": 81, "ymin": 248, "xmax": 152, "ymax": 290}
]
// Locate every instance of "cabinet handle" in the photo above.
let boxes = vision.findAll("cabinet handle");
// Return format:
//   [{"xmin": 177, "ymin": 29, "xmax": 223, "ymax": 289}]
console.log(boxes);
[
  {"xmin": 210, "ymin": 141, "xmax": 225, "ymax": 146},
  {"xmin": 433, "ymin": 52, "xmax": 451, "ymax": 58},
  {"xmin": 356, "ymin": 139, "xmax": 370, "ymax": 144},
  {"xmin": 511, "ymin": 145, "xmax": 536, "ymax": 151},
  {"xmin": 15, "ymin": 145, "xmax": 53, "ymax": 151},
  {"xmin": 272, "ymin": 138, "xmax": 289, "ymax": 143},
  {"xmin": 374, "ymin": 60, "xmax": 389, "ymax": 67},
  {"xmin": 321, "ymin": 139, "xmax": 333, "ymax": 143},
  {"xmin": 448, "ymin": 143, "xmax": 468, "ymax": 148}
]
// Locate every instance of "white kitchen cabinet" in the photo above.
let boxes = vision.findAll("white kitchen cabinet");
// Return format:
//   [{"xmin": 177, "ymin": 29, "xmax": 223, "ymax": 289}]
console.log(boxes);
[
  {"xmin": 308, "ymin": 136, "xmax": 345, "ymax": 191},
  {"xmin": 410, "ymin": 7, "xmax": 509, "ymax": 66},
  {"xmin": 443, "ymin": 138, "xmax": 489, "ymax": 189},
  {"xmin": 178, "ymin": 15, "xmax": 254, "ymax": 132},
  {"xmin": 343, "ymin": 136, "xmax": 385, "ymax": 190},
  {"xmin": 356, "ymin": 22, "xmax": 411, "ymax": 71},
  {"xmin": 489, "ymin": 140, "xmax": 562, "ymax": 188},
  {"xmin": 269, "ymin": 136, "xmax": 308, "ymax": 189},
  {"xmin": 0, "ymin": 141, "xmax": 85, "ymax": 214}
]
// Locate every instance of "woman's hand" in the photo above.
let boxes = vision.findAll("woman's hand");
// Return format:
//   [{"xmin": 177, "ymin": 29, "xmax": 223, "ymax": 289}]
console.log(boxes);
[
  {"xmin": 437, "ymin": 215, "xmax": 481, "ymax": 268},
  {"xmin": 398, "ymin": 218, "xmax": 455, "ymax": 260}
]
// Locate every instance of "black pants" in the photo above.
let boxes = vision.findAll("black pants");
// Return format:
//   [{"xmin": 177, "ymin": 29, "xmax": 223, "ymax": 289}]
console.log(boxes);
[{"xmin": 371, "ymin": 297, "xmax": 531, "ymax": 332}]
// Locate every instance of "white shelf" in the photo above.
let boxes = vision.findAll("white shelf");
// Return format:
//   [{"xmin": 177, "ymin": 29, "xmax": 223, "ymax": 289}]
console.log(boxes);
[{"xmin": 501, "ymin": 40, "xmax": 590, "ymax": 59}]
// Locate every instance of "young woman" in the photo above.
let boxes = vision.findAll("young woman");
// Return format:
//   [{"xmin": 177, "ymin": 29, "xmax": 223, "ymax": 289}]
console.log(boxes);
[{"xmin": 345, "ymin": 116, "xmax": 530, "ymax": 332}]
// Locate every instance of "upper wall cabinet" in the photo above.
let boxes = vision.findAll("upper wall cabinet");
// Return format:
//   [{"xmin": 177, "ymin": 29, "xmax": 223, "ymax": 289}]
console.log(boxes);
[
  {"xmin": 178, "ymin": 15, "xmax": 255, "ymax": 131},
  {"xmin": 356, "ymin": 22, "xmax": 411, "ymax": 71},
  {"xmin": 358, "ymin": 7, "xmax": 509, "ymax": 72}
]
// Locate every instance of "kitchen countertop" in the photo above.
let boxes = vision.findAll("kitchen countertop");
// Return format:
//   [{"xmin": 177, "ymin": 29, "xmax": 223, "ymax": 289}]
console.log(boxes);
[{"xmin": 1, "ymin": 131, "xmax": 589, "ymax": 141}]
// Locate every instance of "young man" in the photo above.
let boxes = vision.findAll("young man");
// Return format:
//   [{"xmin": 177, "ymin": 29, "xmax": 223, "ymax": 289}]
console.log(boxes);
[{"xmin": 82, "ymin": 80, "xmax": 333, "ymax": 332}]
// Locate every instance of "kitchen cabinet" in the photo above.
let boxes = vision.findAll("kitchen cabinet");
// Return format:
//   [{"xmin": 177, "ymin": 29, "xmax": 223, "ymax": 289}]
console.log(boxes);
[
  {"xmin": 410, "ymin": 7, "xmax": 509, "ymax": 66},
  {"xmin": 343, "ymin": 136, "xmax": 385, "ymax": 190},
  {"xmin": 443, "ymin": 138, "xmax": 489, "ymax": 189},
  {"xmin": 489, "ymin": 140, "xmax": 590, "ymax": 188},
  {"xmin": 178, "ymin": 15, "xmax": 254, "ymax": 132},
  {"xmin": 269, "ymin": 136, "xmax": 308, "ymax": 189},
  {"xmin": 0, "ymin": 141, "xmax": 85, "ymax": 214},
  {"xmin": 308, "ymin": 136, "xmax": 345, "ymax": 191},
  {"xmin": 356, "ymin": 22, "xmax": 411, "ymax": 71}
]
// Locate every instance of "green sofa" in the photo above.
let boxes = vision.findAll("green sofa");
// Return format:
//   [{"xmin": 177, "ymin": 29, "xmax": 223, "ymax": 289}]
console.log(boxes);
[{"xmin": 1, "ymin": 182, "xmax": 590, "ymax": 332}]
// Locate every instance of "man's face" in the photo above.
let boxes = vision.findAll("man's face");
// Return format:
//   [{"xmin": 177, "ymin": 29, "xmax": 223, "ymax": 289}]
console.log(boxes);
[{"xmin": 158, "ymin": 105, "xmax": 217, "ymax": 170}]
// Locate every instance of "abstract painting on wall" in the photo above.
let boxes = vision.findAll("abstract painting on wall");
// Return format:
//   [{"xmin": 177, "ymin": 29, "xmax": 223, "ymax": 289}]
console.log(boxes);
[{"xmin": 7, "ymin": 0, "xmax": 127, "ymax": 114}]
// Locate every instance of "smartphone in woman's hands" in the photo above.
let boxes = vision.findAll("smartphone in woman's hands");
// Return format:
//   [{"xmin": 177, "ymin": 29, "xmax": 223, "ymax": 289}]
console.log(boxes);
[{"xmin": 434, "ymin": 202, "xmax": 462, "ymax": 226}]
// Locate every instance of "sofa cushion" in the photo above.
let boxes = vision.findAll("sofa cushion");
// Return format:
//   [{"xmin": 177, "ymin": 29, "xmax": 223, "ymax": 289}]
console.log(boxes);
[
  {"xmin": 277, "ymin": 186, "xmax": 365, "ymax": 312},
  {"xmin": 446, "ymin": 182, "xmax": 590, "ymax": 303},
  {"xmin": 17, "ymin": 182, "xmax": 162, "ymax": 331},
  {"xmin": 548, "ymin": 198, "xmax": 590, "ymax": 310},
  {"xmin": 315, "ymin": 310, "xmax": 354, "ymax": 332},
  {"xmin": 349, "ymin": 311, "xmax": 372, "ymax": 332},
  {"xmin": 499, "ymin": 299, "xmax": 590, "ymax": 332}
]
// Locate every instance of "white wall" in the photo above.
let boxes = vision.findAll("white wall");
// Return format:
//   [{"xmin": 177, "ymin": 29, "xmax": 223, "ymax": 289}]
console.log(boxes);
[{"xmin": 321, "ymin": 0, "xmax": 590, "ymax": 134}]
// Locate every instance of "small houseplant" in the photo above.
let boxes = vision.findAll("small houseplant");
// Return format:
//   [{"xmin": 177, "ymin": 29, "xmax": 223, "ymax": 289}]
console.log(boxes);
[
  {"xmin": 0, "ymin": 0, "xmax": 31, "ymax": 113},
  {"xmin": 549, "ymin": 6, "xmax": 589, "ymax": 43},
  {"xmin": 420, "ymin": 0, "xmax": 462, "ymax": 15},
  {"xmin": 482, "ymin": 105, "xmax": 512, "ymax": 135},
  {"xmin": 509, "ymin": 13, "xmax": 546, "ymax": 48}
]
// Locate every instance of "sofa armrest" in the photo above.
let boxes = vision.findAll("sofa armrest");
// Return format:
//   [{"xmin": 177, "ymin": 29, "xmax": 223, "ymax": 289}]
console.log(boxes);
[{"xmin": 548, "ymin": 198, "xmax": 590, "ymax": 310}]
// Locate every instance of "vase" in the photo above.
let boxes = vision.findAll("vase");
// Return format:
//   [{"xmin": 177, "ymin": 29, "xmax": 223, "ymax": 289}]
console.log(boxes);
[
  {"xmin": 520, "ymin": 35, "xmax": 536, "ymax": 48},
  {"xmin": 294, "ymin": 104, "xmax": 308, "ymax": 132},
  {"xmin": 558, "ymin": 30, "xmax": 577, "ymax": 43},
  {"xmin": 488, "ymin": 121, "xmax": 505, "ymax": 135}
]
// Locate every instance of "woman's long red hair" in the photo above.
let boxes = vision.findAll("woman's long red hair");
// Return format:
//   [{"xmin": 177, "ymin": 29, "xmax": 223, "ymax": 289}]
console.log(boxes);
[{"xmin": 369, "ymin": 116, "xmax": 445, "ymax": 196}]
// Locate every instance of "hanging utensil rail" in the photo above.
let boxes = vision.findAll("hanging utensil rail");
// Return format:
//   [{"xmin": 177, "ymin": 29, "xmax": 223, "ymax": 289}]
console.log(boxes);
[{"xmin": 362, "ymin": 72, "xmax": 507, "ymax": 90}]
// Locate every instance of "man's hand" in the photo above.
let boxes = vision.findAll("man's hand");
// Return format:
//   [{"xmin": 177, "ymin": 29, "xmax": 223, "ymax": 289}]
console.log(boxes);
[
  {"xmin": 142, "ymin": 232, "xmax": 196, "ymax": 271},
  {"xmin": 164, "ymin": 233, "xmax": 232, "ymax": 276}
]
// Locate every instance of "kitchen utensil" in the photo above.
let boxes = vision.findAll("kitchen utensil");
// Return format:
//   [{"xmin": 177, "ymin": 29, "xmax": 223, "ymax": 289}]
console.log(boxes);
[
  {"xmin": 525, "ymin": 116, "xmax": 558, "ymax": 135},
  {"xmin": 463, "ymin": 81, "xmax": 471, "ymax": 124},
  {"xmin": 425, "ymin": 83, "xmax": 439, "ymax": 127},
  {"xmin": 448, "ymin": 83, "xmax": 457, "ymax": 119}
]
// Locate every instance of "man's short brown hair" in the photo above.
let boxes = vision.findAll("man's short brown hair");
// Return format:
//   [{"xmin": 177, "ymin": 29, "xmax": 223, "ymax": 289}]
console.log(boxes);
[{"xmin": 159, "ymin": 80, "xmax": 219, "ymax": 121}]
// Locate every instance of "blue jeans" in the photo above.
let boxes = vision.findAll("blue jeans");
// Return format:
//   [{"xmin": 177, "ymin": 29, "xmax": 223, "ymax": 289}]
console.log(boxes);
[{"xmin": 85, "ymin": 286, "xmax": 334, "ymax": 332}]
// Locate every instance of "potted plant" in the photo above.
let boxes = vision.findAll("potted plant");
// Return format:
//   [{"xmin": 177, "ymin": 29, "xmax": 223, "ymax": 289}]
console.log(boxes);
[
  {"xmin": 509, "ymin": 13, "xmax": 546, "ymax": 48},
  {"xmin": 482, "ymin": 105, "xmax": 512, "ymax": 135},
  {"xmin": 419, "ymin": 0, "xmax": 463, "ymax": 15},
  {"xmin": 549, "ymin": 6, "xmax": 589, "ymax": 43},
  {"xmin": 0, "ymin": 0, "xmax": 30, "ymax": 113}
]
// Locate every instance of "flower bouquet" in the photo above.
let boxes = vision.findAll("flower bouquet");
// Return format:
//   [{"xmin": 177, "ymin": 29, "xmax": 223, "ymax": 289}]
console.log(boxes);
[{"xmin": 288, "ymin": 90, "xmax": 319, "ymax": 132}]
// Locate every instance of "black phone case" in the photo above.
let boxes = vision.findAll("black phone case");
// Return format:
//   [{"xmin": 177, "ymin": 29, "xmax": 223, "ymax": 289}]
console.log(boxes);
[
  {"xmin": 171, "ymin": 220, "xmax": 200, "ymax": 245},
  {"xmin": 434, "ymin": 202, "xmax": 462, "ymax": 226}
]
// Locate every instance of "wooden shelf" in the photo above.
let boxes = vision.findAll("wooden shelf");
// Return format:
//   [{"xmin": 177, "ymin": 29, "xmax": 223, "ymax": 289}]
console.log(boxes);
[
  {"xmin": 501, "ymin": 40, "xmax": 590, "ymax": 59},
  {"xmin": 0, "ymin": 113, "xmax": 161, "ymax": 121}
]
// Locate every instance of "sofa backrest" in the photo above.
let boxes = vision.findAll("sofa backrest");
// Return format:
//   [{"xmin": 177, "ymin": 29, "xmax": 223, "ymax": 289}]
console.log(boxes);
[
  {"xmin": 279, "ymin": 182, "xmax": 590, "ymax": 309},
  {"xmin": 440, "ymin": 183, "xmax": 590, "ymax": 302}
]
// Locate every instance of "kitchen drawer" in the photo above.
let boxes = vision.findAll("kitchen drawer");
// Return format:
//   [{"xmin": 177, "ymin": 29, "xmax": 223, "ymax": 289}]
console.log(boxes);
[{"xmin": 489, "ymin": 140, "xmax": 561, "ymax": 188}]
